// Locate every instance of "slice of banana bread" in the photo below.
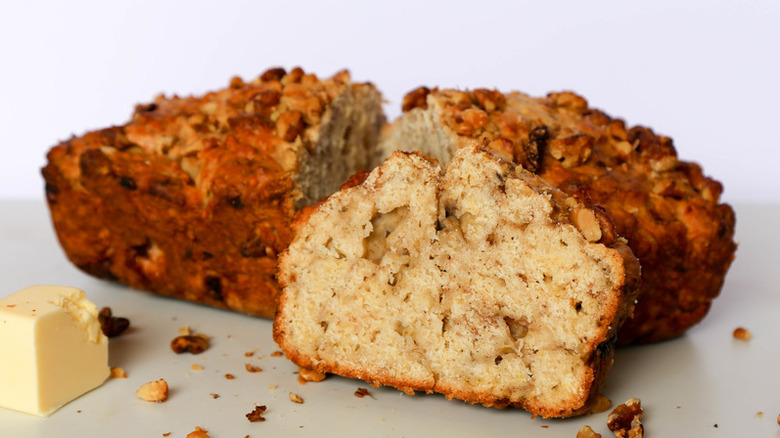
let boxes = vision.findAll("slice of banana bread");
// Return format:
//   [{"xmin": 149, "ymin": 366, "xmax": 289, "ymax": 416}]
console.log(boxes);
[
  {"xmin": 42, "ymin": 67, "xmax": 385, "ymax": 317},
  {"xmin": 379, "ymin": 87, "xmax": 736, "ymax": 344},
  {"xmin": 274, "ymin": 146, "xmax": 640, "ymax": 418}
]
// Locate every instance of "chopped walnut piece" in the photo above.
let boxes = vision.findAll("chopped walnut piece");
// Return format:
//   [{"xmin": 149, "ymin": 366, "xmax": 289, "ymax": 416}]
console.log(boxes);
[
  {"xmin": 289, "ymin": 392, "xmax": 304, "ymax": 404},
  {"xmin": 298, "ymin": 368, "xmax": 326, "ymax": 383},
  {"xmin": 186, "ymin": 426, "xmax": 210, "ymax": 438},
  {"xmin": 192, "ymin": 364, "xmax": 204, "ymax": 371},
  {"xmin": 607, "ymin": 398, "xmax": 644, "ymax": 438},
  {"xmin": 135, "ymin": 379, "xmax": 169, "ymax": 402},
  {"xmin": 209, "ymin": 393, "xmax": 219, "ymax": 399},
  {"xmin": 733, "ymin": 327, "xmax": 752, "ymax": 341},
  {"xmin": 171, "ymin": 334, "xmax": 210, "ymax": 354},
  {"xmin": 270, "ymin": 350, "xmax": 283, "ymax": 357},
  {"xmin": 354, "ymin": 387, "xmax": 373, "ymax": 399},
  {"xmin": 98, "ymin": 307, "xmax": 130, "ymax": 337},
  {"xmin": 245, "ymin": 363, "xmax": 263, "ymax": 373},
  {"xmin": 224, "ymin": 373, "xmax": 235, "ymax": 380},
  {"xmin": 575, "ymin": 208, "xmax": 603, "ymax": 242},
  {"xmin": 244, "ymin": 349, "xmax": 257, "ymax": 357},
  {"xmin": 163, "ymin": 433, "xmax": 171, "ymax": 437},
  {"xmin": 577, "ymin": 425, "xmax": 602, "ymax": 438},
  {"xmin": 589, "ymin": 394, "xmax": 612, "ymax": 414},
  {"xmin": 110, "ymin": 367, "xmax": 127, "ymax": 378},
  {"xmin": 246, "ymin": 405, "xmax": 268, "ymax": 422}
]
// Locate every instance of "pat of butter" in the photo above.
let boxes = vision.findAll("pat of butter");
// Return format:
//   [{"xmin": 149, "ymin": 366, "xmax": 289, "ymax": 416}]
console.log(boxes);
[{"xmin": 0, "ymin": 286, "xmax": 109, "ymax": 416}]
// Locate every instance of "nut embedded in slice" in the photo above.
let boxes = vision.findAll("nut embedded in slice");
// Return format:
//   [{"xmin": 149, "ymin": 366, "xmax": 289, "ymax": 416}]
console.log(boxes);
[{"xmin": 135, "ymin": 379, "xmax": 169, "ymax": 402}]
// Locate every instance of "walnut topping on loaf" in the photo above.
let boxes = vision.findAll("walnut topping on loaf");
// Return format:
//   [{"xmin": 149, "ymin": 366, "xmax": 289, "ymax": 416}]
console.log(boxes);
[
  {"xmin": 43, "ymin": 67, "xmax": 385, "ymax": 318},
  {"xmin": 274, "ymin": 146, "xmax": 640, "ymax": 418},
  {"xmin": 380, "ymin": 87, "xmax": 736, "ymax": 344}
]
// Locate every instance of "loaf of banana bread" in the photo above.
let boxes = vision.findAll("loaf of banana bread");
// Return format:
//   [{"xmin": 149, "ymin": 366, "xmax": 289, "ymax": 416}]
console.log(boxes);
[
  {"xmin": 42, "ymin": 67, "xmax": 385, "ymax": 317},
  {"xmin": 379, "ymin": 87, "xmax": 736, "ymax": 344}
]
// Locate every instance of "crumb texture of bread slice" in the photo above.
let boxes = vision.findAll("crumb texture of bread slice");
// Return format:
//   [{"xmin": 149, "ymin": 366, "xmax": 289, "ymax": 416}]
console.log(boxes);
[
  {"xmin": 42, "ymin": 67, "xmax": 385, "ymax": 318},
  {"xmin": 275, "ymin": 146, "xmax": 639, "ymax": 418},
  {"xmin": 379, "ymin": 87, "xmax": 736, "ymax": 344}
]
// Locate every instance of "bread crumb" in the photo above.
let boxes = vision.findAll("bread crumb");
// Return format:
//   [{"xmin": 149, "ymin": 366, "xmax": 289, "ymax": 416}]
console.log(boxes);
[
  {"xmin": 192, "ymin": 364, "xmax": 204, "ymax": 371},
  {"xmin": 733, "ymin": 327, "xmax": 752, "ymax": 341},
  {"xmin": 136, "ymin": 379, "xmax": 169, "ymax": 402},
  {"xmin": 210, "ymin": 393, "xmax": 219, "ymax": 399},
  {"xmin": 756, "ymin": 411, "xmax": 764, "ymax": 418},
  {"xmin": 576, "ymin": 425, "xmax": 602, "ymax": 438},
  {"xmin": 268, "ymin": 384, "xmax": 278, "ymax": 390},
  {"xmin": 245, "ymin": 363, "xmax": 263, "ymax": 373},
  {"xmin": 289, "ymin": 392, "xmax": 304, "ymax": 404},
  {"xmin": 225, "ymin": 373, "xmax": 235, "ymax": 380},
  {"xmin": 270, "ymin": 350, "xmax": 283, "ymax": 357},
  {"xmin": 110, "ymin": 367, "xmax": 127, "ymax": 378},
  {"xmin": 162, "ymin": 434, "xmax": 171, "ymax": 437},
  {"xmin": 186, "ymin": 426, "xmax": 210, "ymax": 438},
  {"xmin": 244, "ymin": 349, "xmax": 257, "ymax": 357},
  {"xmin": 607, "ymin": 398, "xmax": 643, "ymax": 438},
  {"xmin": 179, "ymin": 326, "xmax": 192, "ymax": 336},
  {"xmin": 246, "ymin": 405, "xmax": 267, "ymax": 422}
]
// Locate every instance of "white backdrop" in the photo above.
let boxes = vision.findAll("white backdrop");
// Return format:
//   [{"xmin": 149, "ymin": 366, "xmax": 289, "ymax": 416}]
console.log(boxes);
[{"xmin": 2, "ymin": 0, "xmax": 778, "ymax": 202}]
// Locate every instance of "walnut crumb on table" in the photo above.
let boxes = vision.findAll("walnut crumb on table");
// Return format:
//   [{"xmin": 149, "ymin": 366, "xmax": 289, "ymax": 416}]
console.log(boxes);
[
  {"xmin": 270, "ymin": 350, "xmax": 283, "ymax": 357},
  {"xmin": 110, "ymin": 367, "xmax": 127, "ymax": 378},
  {"xmin": 245, "ymin": 363, "xmax": 263, "ymax": 373},
  {"xmin": 187, "ymin": 426, "xmax": 210, "ymax": 438},
  {"xmin": 246, "ymin": 405, "xmax": 268, "ymax": 422},
  {"xmin": 98, "ymin": 307, "xmax": 130, "ymax": 337},
  {"xmin": 171, "ymin": 333, "xmax": 210, "ymax": 354},
  {"xmin": 209, "ymin": 393, "xmax": 219, "ymax": 399},
  {"xmin": 576, "ymin": 425, "xmax": 601, "ymax": 438},
  {"xmin": 354, "ymin": 388, "xmax": 373, "ymax": 398},
  {"xmin": 224, "ymin": 373, "xmax": 235, "ymax": 380},
  {"xmin": 289, "ymin": 392, "xmax": 304, "ymax": 403},
  {"xmin": 136, "ymin": 379, "xmax": 169, "ymax": 402},
  {"xmin": 607, "ymin": 398, "xmax": 643, "ymax": 438},
  {"xmin": 733, "ymin": 327, "xmax": 752, "ymax": 341}
]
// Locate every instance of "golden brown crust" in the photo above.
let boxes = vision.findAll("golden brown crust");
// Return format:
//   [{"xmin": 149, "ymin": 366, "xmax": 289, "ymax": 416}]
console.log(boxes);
[
  {"xmin": 43, "ymin": 67, "xmax": 379, "ymax": 318},
  {"xmin": 395, "ymin": 88, "xmax": 736, "ymax": 344}
]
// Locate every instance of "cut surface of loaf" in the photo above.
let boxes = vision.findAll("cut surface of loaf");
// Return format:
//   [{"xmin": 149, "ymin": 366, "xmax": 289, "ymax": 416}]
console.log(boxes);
[
  {"xmin": 380, "ymin": 87, "xmax": 736, "ymax": 344},
  {"xmin": 42, "ymin": 67, "xmax": 385, "ymax": 317},
  {"xmin": 274, "ymin": 147, "xmax": 640, "ymax": 418}
]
